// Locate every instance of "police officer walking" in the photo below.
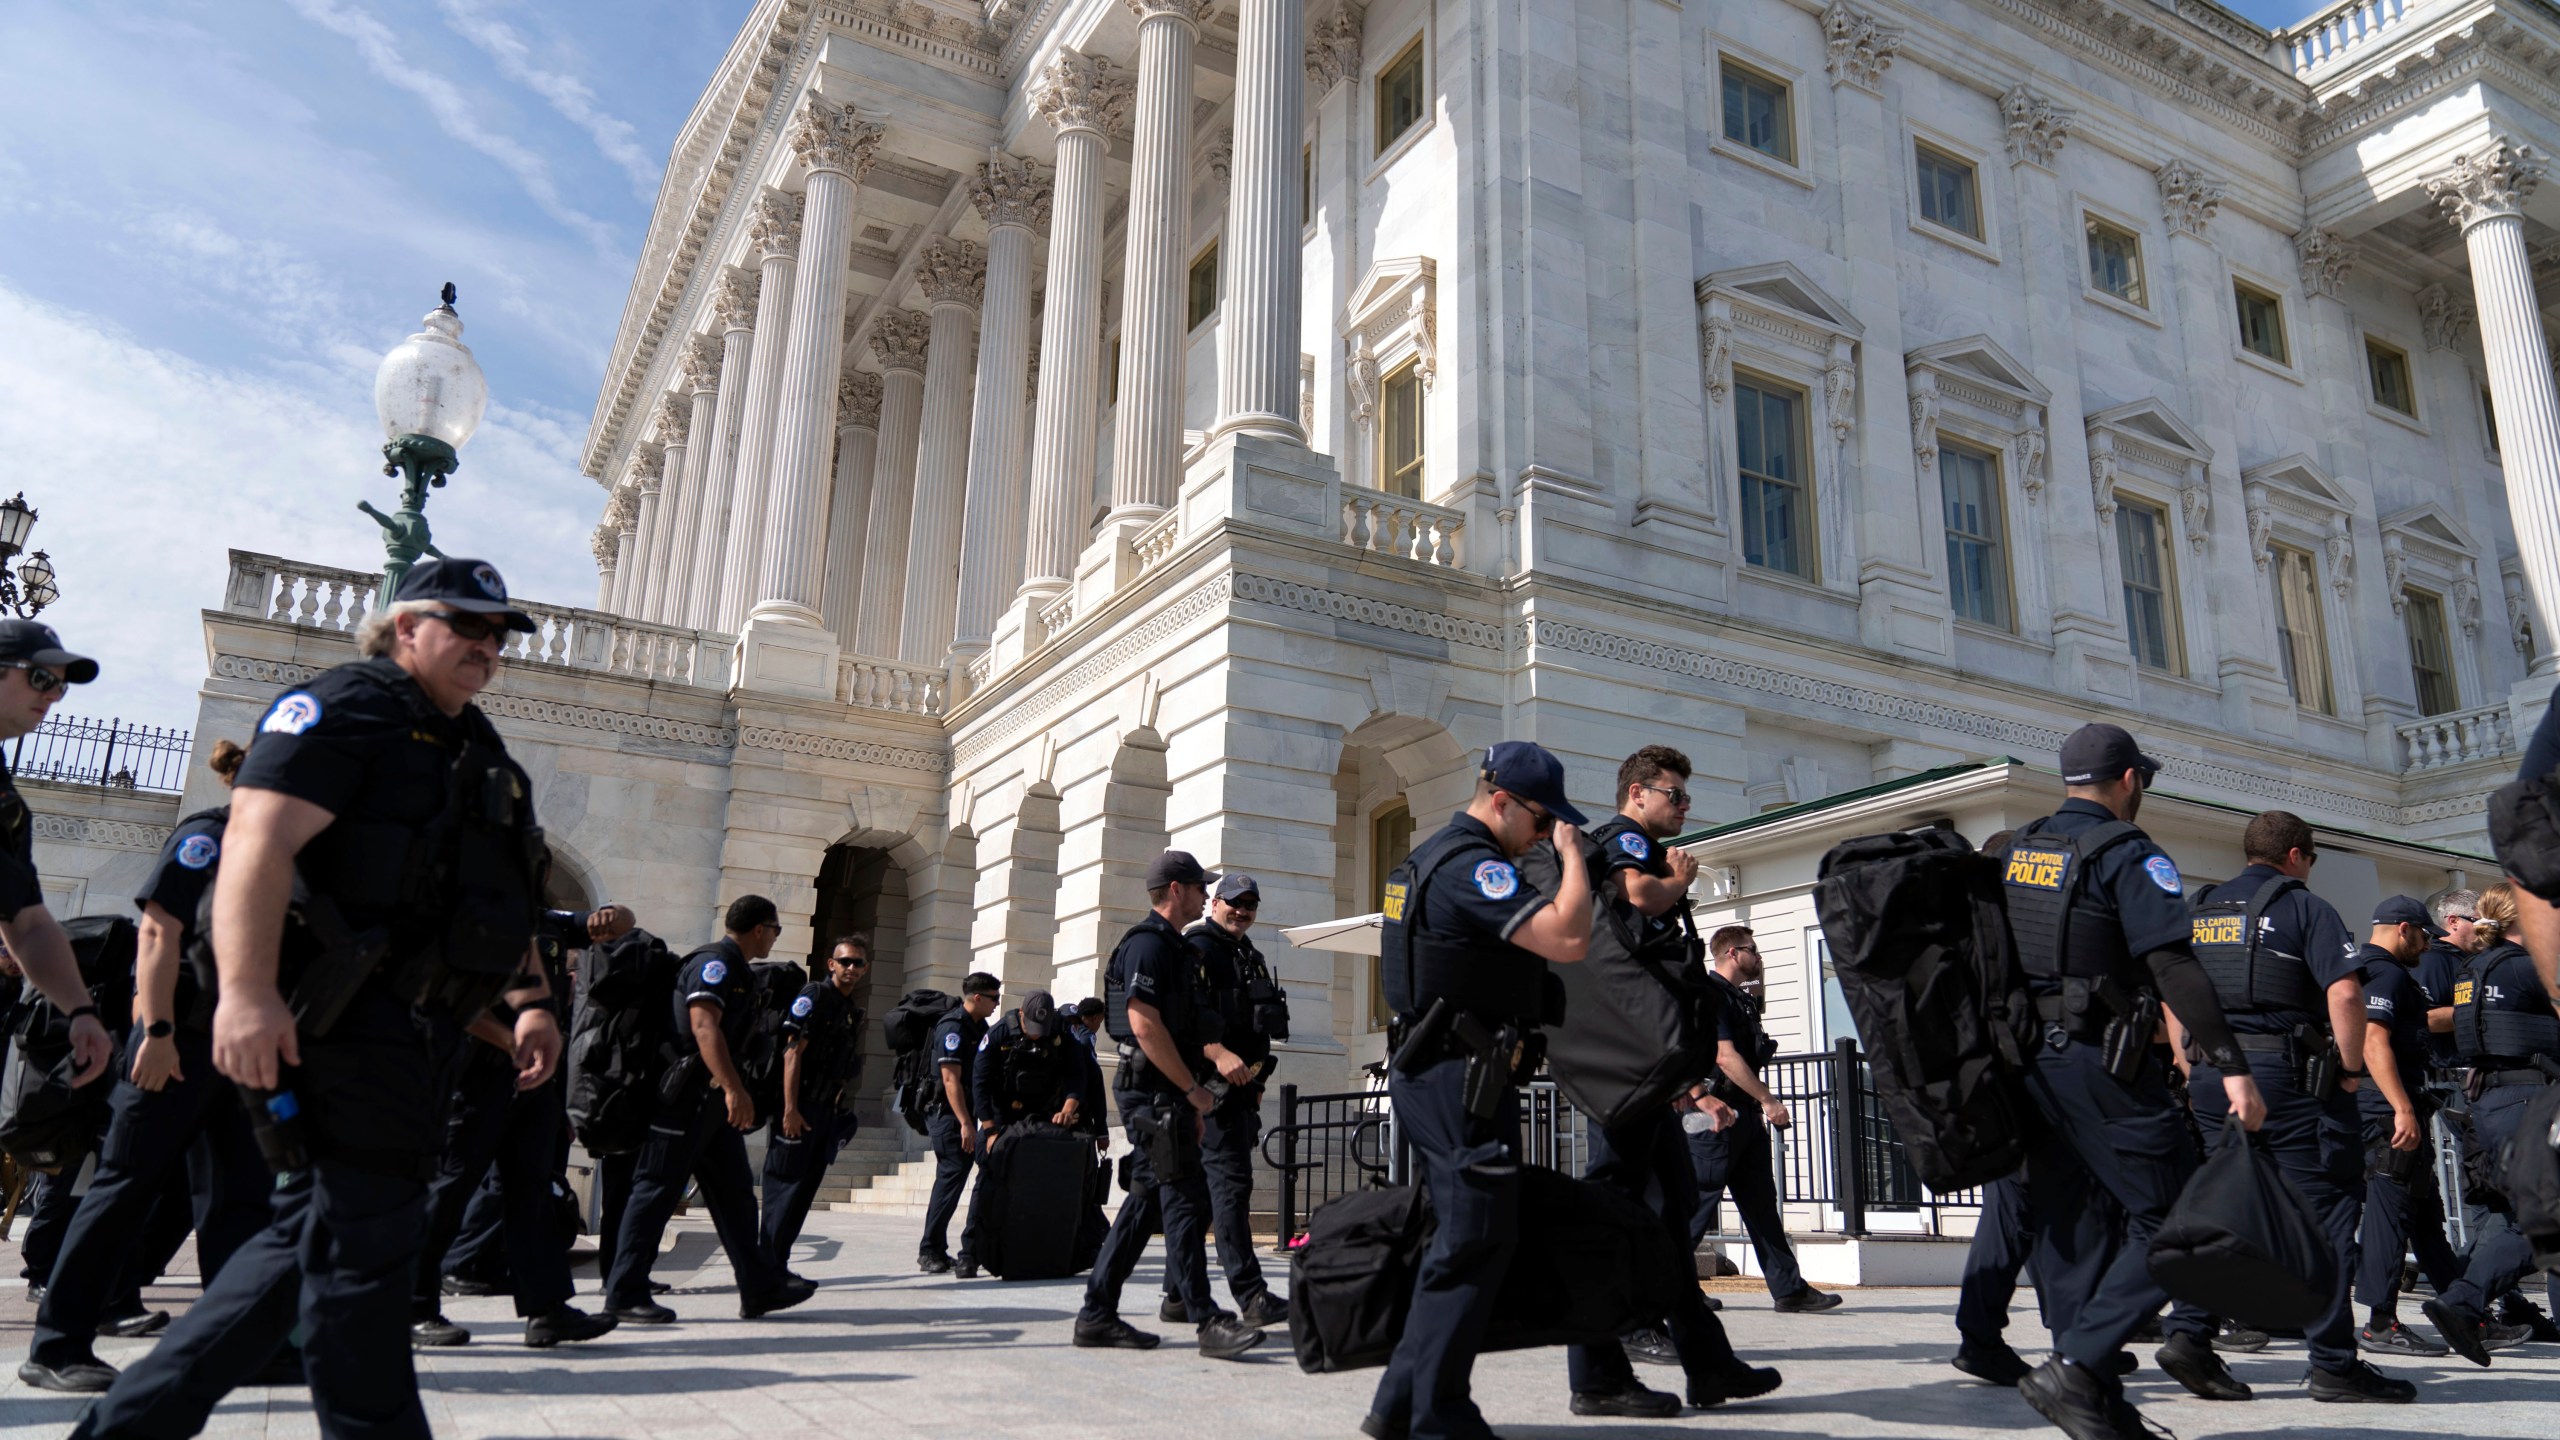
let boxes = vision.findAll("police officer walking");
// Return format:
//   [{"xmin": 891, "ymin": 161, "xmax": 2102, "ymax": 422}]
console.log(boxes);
[
  {"xmin": 1364, "ymin": 743, "xmax": 1594, "ymax": 1440},
  {"xmin": 759, "ymin": 933, "xmax": 871, "ymax": 1269},
  {"xmin": 2153, "ymin": 810, "xmax": 2411, "ymax": 1404},
  {"xmin": 2353, "ymin": 896, "xmax": 2461, "ymax": 1357},
  {"xmin": 602, "ymin": 895, "xmax": 815, "ymax": 1322},
  {"xmin": 73, "ymin": 558, "xmax": 566, "ymax": 1440},
  {"xmin": 1073, "ymin": 851, "xmax": 1263, "ymax": 1360},
  {"xmin": 2003, "ymin": 724, "xmax": 2268, "ymax": 1440},
  {"xmin": 918, "ymin": 971, "xmax": 1000, "ymax": 1275},
  {"xmin": 0, "ymin": 620, "xmax": 115, "ymax": 1112},
  {"xmin": 2417, "ymin": 889, "xmax": 2483, "ymax": 1068},
  {"xmin": 1163, "ymin": 873, "xmax": 1289, "ymax": 1329},
  {"xmin": 1691, "ymin": 923, "xmax": 1838, "ymax": 1314}
]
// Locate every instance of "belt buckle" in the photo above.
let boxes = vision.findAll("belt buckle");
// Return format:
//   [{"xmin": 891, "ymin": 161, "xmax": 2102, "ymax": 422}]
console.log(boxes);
[{"xmin": 2044, "ymin": 1022, "xmax": 2068, "ymax": 1051}]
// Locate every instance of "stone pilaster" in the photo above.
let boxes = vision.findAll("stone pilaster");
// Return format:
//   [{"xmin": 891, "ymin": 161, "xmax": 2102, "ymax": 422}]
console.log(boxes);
[
  {"xmin": 897, "ymin": 238, "xmax": 988, "ymax": 664},
  {"xmin": 1212, "ymin": 0, "xmax": 1307, "ymax": 443},
  {"xmin": 684, "ymin": 271, "xmax": 760, "ymax": 632},
  {"xmin": 823, "ymin": 369, "xmax": 883, "ymax": 645},
  {"xmin": 952, "ymin": 155, "xmax": 1051, "ymax": 668},
  {"xmin": 854, "ymin": 311, "xmax": 932, "ymax": 657},
  {"xmin": 1105, "ymin": 0, "xmax": 1211, "ymax": 524},
  {"xmin": 715, "ymin": 187, "xmax": 803, "ymax": 634}
]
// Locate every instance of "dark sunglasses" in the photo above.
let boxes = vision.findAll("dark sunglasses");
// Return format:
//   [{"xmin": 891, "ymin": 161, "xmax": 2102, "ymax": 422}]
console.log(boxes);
[
  {"xmin": 1639, "ymin": 782, "xmax": 1692, "ymax": 807},
  {"xmin": 1, "ymin": 661, "xmax": 65, "ymax": 694},
  {"xmin": 420, "ymin": 609, "xmax": 508, "ymax": 644},
  {"xmin": 1517, "ymin": 798, "xmax": 1557, "ymax": 834}
]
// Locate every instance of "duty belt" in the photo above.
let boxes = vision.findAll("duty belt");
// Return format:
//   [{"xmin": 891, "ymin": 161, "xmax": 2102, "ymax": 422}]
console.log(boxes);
[
  {"xmin": 2476, "ymin": 1066, "xmax": 2557, "ymax": 1089},
  {"xmin": 2031, "ymin": 993, "xmax": 2108, "ymax": 1043}
]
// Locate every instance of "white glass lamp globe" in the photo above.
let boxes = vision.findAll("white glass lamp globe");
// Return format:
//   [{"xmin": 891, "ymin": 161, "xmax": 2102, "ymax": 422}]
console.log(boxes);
[{"xmin": 374, "ymin": 296, "xmax": 488, "ymax": 449}]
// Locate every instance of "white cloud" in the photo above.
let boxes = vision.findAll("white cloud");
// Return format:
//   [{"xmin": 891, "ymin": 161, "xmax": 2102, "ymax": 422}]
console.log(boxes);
[{"xmin": 437, "ymin": 0, "xmax": 664, "ymax": 201}]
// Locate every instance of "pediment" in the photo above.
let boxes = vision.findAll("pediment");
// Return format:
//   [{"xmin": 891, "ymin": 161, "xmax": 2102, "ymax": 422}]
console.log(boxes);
[
  {"xmin": 2380, "ymin": 502, "xmax": 2475, "ymax": 554},
  {"xmin": 2086, "ymin": 399, "xmax": 2211, "ymax": 464},
  {"xmin": 1342, "ymin": 256, "xmax": 1436, "ymax": 331},
  {"xmin": 1906, "ymin": 335, "xmax": 2049, "ymax": 406},
  {"xmin": 1695, "ymin": 261, "xmax": 1862, "ymax": 340},
  {"xmin": 2240, "ymin": 453, "xmax": 2351, "ymax": 514}
]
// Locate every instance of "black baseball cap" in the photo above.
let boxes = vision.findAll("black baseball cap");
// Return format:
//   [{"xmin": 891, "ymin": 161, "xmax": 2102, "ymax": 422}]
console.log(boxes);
[
  {"xmin": 2372, "ymin": 895, "xmax": 2447, "ymax": 938},
  {"xmin": 2059, "ymin": 723, "xmax": 2161, "ymax": 787},
  {"xmin": 1019, "ymin": 989, "xmax": 1057, "ymax": 1036},
  {"xmin": 1482, "ymin": 741, "xmax": 1587, "ymax": 825},
  {"xmin": 1144, "ymin": 850, "xmax": 1216, "ymax": 890},
  {"xmin": 1213, "ymin": 873, "xmax": 1261, "ymax": 904},
  {"xmin": 0, "ymin": 619, "xmax": 96, "ymax": 684},
  {"xmin": 396, "ymin": 556, "xmax": 537, "ymax": 633}
]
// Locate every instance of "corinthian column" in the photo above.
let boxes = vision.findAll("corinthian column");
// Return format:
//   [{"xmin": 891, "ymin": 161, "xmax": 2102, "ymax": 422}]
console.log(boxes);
[
  {"xmin": 1214, "ymin": 0, "xmax": 1306, "ymax": 441},
  {"xmin": 684, "ymin": 272, "xmax": 761, "ymax": 631},
  {"xmin": 854, "ymin": 311, "xmax": 933, "ymax": 656},
  {"xmin": 951, "ymin": 155, "xmax": 1052, "ymax": 668},
  {"xmin": 638, "ymin": 392, "xmax": 688, "ymax": 622},
  {"xmin": 714, "ymin": 187, "xmax": 803, "ymax": 631},
  {"xmin": 656, "ymin": 341, "xmax": 720, "ymax": 626},
  {"xmin": 2430, "ymin": 141, "xmax": 2560, "ymax": 675},
  {"xmin": 1013, "ymin": 52, "xmax": 1132, "ymax": 632},
  {"xmin": 1109, "ymin": 0, "xmax": 1211, "ymax": 519},
  {"xmin": 620, "ymin": 440, "xmax": 664, "ymax": 616},
  {"xmin": 823, "ymin": 370, "xmax": 883, "ymax": 643},
  {"xmin": 897, "ymin": 240, "xmax": 987, "ymax": 663}
]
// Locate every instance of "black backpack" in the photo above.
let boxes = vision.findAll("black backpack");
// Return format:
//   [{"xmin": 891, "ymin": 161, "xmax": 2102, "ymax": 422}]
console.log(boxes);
[
  {"xmin": 738, "ymin": 959, "xmax": 810, "ymax": 1129},
  {"xmin": 1524, "ymin": 834, "xmax": 1718, "ymax": 1129},
  {"xmin": 2149, "ymin": 1117, "xmax": 2337, "ymax": 1329},
  {"xmin": 0, "ymin": 915, "xmax": 137, "ymax": 1171},
  {"xmin": 884, "ymin": 988, "xmax": 956, "ymax": 1135},
  {"xmin": 1813, "ymin": 827, "xmax": 2040, "ymax": 1192},
  {"xmin": 564, "ymin": 929, "xmax": 679, "ymax": 1156}
]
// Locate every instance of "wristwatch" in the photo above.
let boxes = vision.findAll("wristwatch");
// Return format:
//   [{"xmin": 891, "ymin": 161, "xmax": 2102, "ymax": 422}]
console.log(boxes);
[{"xmin": 146, "ymin": 1019, "xmax": 175, "ymax": 1039}]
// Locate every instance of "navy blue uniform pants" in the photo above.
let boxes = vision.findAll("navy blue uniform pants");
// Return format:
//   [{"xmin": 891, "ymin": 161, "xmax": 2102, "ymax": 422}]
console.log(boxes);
[
  {"xmin": 74, "ymin": 1162, "xmax": 430, "ymax": 1440},
  {"xmin": 760, "ymin": 1105, "xmax": 855, "ymax": 1261},
  {"xmin": 2440, "ymin": 1083, "xmax": 2551, "ymax": 1315},
  {"xmin": 1686, "ymin": 1109, "xmax": 1805, "ymax": 1298},
  {"xmin": 414, "ymin": 1057, "xmax": 572, "ymax": 1319},
  {"xmin": 604, "ymin": 1092, "xmax": 783, "ymax": 1309},
  {"xmin": 591, "ymin": 1150, "xmax": 637, "ymax": 1285},
  {"xmin": 1955, "ymin": 1172, "xmax": 2066, "ymax": 1347},
  {"xmin": 32, "ymin": 1028, "xmax": 268, "ymax": 1366},
  {"xmin": 2354, "ymin": 1096, "xmax": 2461, "ymax": 1314},
  {"xmin": 1081, "ymin": 1090, "xmax": 1216, "ymax": 1324},
  {"xmin": 1165, "ymin": 1095, "xmax": 1269, "ymax": 1306},
  {"xmin": 1567, "ymin": 1108, "xmax": 1737, "ymax": 1396},
  {"xmin": 19, "ymin": 1166, "xmax": 81, "ymax": 1284},
  {"xmin": 919, "ymin": 1109, "xmax": 976, "ymax": 1262},
  {"xmin": 2020, "ymin": 1038, "xmax": 2198, "ymax": 1371},
  {"xmin": 1369, "ymin": 1057, "xmax": 1520, "ymax": 1440},
  {"xmin": 2164, "ymin": 1058, "xmax": 2361, "ymax": 1373},
  {"xmin": 441, "ymin": 1170, "xmax": 509, "ymax": 1283}
]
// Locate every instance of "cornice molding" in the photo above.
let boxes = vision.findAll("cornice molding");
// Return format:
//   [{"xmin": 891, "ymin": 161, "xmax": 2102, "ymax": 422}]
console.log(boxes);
[
  {"xmin": 951, "ymin": 572, "xmax": 1236, "ymax": 767},
  {"xmin": 738, "ymin": 724, "xmax": 946, "ymax": 772},
  {"xmin": 33, "ymin": 813, "xmax": 172, "ymax": 852}
]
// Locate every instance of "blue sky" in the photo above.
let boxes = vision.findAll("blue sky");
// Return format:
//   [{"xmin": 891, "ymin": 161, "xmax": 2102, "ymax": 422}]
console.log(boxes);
[{"xmin": 0, "ymin": 0, "xmax": 753, "ymax": 734}]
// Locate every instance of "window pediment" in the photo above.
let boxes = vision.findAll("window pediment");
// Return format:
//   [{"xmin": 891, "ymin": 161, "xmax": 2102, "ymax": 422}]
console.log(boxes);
[
  {"xmin": 1342, "ymin": 256, "xmax": 1436, "ymax": 431},
  {"xmin": 2241, "ymin": 454, "xmax": 2353, "ymax": 588},
  {"xmin": 2380, "ymin": 502, "xmax": 2481, "ymax": 627},
  {"xmin": 1907, "ymin": 335, "xmax": 2049, "ymax": 492},
  {"xmin": 2086, "ymin": 399, "xmax": 2211, "ymax": 551}
]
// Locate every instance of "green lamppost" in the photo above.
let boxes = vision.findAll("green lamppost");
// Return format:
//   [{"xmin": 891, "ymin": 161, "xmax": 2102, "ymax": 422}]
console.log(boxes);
[{"xmin": 364, "ymin": 283, "xmax": 489, "ymax": 606}]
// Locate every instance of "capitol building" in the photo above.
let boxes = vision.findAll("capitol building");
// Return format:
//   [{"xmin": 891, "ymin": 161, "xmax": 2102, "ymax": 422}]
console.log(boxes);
[{"xmin": 32, "ymin": 0, "xmax": 2560, "ymax": 1193}]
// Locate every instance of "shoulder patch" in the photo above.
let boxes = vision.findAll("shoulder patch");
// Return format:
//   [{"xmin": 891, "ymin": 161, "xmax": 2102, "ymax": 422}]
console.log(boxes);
[
  {"xmin": 789, "ymin": 994, "xmax": 814, "ymax": 1018},
  {"xmin": 1615, "ymin": 832, "xmax": 1651, "ymax": 861},
  {"xmin": 701, "ymin": 958, "xmax": 729, "ymax": 985},
  {"xmin": 943, "ymin": 1030, "xmax": 961, "ymax": 1052},
  {"xmin": 2143, "ymin": 856, "xmax": 2183, "ymax": 895},
  {"xmin": 1474, "ymin": 859, "xmax": 1519, "ymax": 901},
  {"xmin": 174, "ymin": 833, "xmax": 220, "ymax": 870},
  {"xmin": 978, "ymin": 1032, "xmax": 992, "ymax": 1051},
  {"xmin": 260, "ymin": 691, "xmax": 321, "ymax": 736}
]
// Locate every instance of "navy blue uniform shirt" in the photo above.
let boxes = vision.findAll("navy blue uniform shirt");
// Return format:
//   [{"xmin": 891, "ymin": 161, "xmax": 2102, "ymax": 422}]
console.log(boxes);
[
  {"xmin": 2202, "ymin": 864, "xmax": 2359, "ymax": 1034},
  {"xmin": 1415, "ymin": 812, "xmax": 1550, "ymax": 944},
  {"xmin": 1114, "ymin": 910, "xmax": 1219, "ymax": 1087},
  {"xmin": 136, "ymin": 810, "xmax": 226, "ymax": 1021},
  {"xmin": 930, "ymin": 1004, "xmax": 989, "ymax": 1106},
  {"xmin": 2417, "ymin": 940, "xmax": 2466, "ymax": 1066},
  {"xmin": 674, "ymin": 937, "xmax": 757, "ymax": 1056},
  {"xmin": 2358, "ymin": 946, "xmax": 2431, "ymax": 1102},
  {"xmin": 1583, "ymin": 813, "xmax": 1684, "ymax": 948},
  {"xmin": 0, "ymin": 755, "xmax": 43, "ymax": 922},
  {"xmin": 781, "ymin": 980, "xmax": 863, "ymax": 1109}
]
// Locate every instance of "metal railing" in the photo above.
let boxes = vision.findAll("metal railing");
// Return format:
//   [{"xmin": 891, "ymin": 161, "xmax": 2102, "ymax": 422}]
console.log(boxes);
[{"xmin": 10, "ymin": 715, "xmax": 194, "ymax": 793}]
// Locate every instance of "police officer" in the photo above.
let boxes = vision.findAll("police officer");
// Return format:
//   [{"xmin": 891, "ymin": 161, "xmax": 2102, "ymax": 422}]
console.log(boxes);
[
  {"xmin": 1690, "ymin": 923, "xmax": 1837, "ymax": 1314},
  {"xmin": 0, "ymin": 620, "xmax": 115, "ymax": 1118},
  {"xmin": 959, "ymin": 987, "xmax": 1087, "ymax": 1264},
  {"xmin": 1364, "ymin": 743, "xmax": 1595, "ymax": 1440},
  {"xmin": 602, "ymin": 895, "xmax": 814, "ymax": 1322},
  {"xmin": 1073, "ymin": 851, "xmax": 1262, "ymax": 1360},
  {"xmin": 2151, "ymin": 810, "xmax": 2411, "ymax": 1403},
  {"xmin": 760, "ymin": 933, "xmax": 870, "ymax": 1267},
  {"xmin": 2353, "ymin": 896, "xmax": 2462, "ymax": 1357},
  {"xmin": 21, "ymin": 741, "xmax": 269, "ymax": 1393},
  {"xmin": 75, "ymin": 557, "xmax": 566, "ymax": 1440},
  {"xmin": 2004, "ymin": 724, "xmax": 2268, "ymax": 1440},
  {"xmin": 2420, "ymin": 879, "xmax": 2560, "ymax": 1364},
  {"xmin": 2417, "ymin": 889, "xmax": 2483, "ymax": 1068},
  {"xmin": 918, "ymin": 970, "xmax": 1000, "ymax": 1275},
  {"xmin": 1161, "ymin": 873, "xmax": 1290, "ymax": 1329}
]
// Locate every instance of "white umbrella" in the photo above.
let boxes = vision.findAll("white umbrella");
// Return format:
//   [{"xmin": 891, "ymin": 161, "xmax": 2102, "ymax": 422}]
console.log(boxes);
[{"xmin": 1279, "ymin": 912, "xmax": 1384, "ymax": 956}]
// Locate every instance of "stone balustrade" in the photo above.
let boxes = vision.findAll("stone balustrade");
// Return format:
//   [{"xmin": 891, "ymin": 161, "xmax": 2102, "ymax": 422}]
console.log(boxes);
[
  {"xmin": 2396, "ymin": 702, "xmax": 2516, "ymax": 772},
  {"xmin": 1131, "ymin": 510, "xmax": 1181, "ymax": 575},
  {"xmin": 2286, "ymin": 0, "xmax": 2409, "ymax": 76},
  {"xmin": 837, "ymin": 652, "xmax": 948, "ymax": 716},
  {"xmin": 1340, "ymin": 484, "xmax": 1464, "ymax": 568},
  {"xmin": 225, "ymin": 552, "xmax": 382, "ymax": 634},
  {"xmin": 1037, "ymin": 592, "xmax": 1076, "ymax": 636}
]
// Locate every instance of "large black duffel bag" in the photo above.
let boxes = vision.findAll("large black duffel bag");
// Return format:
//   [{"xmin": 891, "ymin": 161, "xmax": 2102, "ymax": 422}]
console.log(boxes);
[
  {"xmin": 2148, "ymin": 1117, "xmax": 2336, "ymax": 1330},
  {"xmin": 0, "ymin": 915, "xmax": 135, "ymax": 1170},
  {"xmin": 975, "ymin": 1120, "xmax": 1097, "ymax": 1280}
]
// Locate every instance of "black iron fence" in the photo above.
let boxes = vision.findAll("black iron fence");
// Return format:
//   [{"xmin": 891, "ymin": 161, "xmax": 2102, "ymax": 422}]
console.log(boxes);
[
  {"xmin": 1265, "ymin": 1039, "xmax": 1985, "ymax": 1245},
  {"xmin": 9, "ymin": 715, "xmax": 194, "ymax": 794}
]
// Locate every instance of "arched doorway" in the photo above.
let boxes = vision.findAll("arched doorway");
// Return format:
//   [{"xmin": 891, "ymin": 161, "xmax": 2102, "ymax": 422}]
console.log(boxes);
[{"xmin": 808, "ymin": 841, "xmax": 912, "ymax": 1118}]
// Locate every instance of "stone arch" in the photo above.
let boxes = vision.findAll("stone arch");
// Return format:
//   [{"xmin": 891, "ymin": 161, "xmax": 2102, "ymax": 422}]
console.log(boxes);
[
  {"xmin": 968, "ymin": 775, "xmax": 1065, "ymax": 997},
  {"xmin": 1331, "ymin": 711, "xmax": 1476, "ymax": 1057},
  {"xmin": 1048, "ymin": 727, "xmax": 1174, "ymax": 1012},
  {"xmin": 540, "ymin": 835, "xmax": 602, "ymax": 913}
]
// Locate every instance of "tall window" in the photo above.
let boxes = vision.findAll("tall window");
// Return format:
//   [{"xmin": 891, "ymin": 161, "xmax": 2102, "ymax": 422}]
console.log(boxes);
[
  {"xmin": 1915, "ymin": 143, "xmax": 1981, "ymax": 239},
  {"xmin": 1378, "ymin": 360, "xmax": 1424, "ymax": 498},
  {"xmin": 2085, "ymin": 216, "xmax": 2145, "ymax": 306},
  {"xmin": 2235, "ymin": 282, "xmax": 2289, "ymax": 365},
  {"xmin": 2119, "ymin": 502, "xmax": 2180, "ymax": 673},
  {"xmin": 2270, "ymin": 544, "xmax": 2334, "ymax": 714},
  {"xmin": 2367, "ymin": 337, "xmax": 2416, "ymax": 416},
  {"xmin": 1374, "ymin": 37, "xmax": 1426, "ymax": 155},
  {"xmin": 1187, "ymin": 243, "xmax": 1219, "ymax": 330},
  {"xmin": 1368, "ymin": 800, "xmax": 1415, "ymax": 1028},
  {"xmin": 1941, "ymin": 442, "xmax": 2010, "ymax": 629},
  {"xmin": 2404, "ymin": 588, "xmax": 2457, "ymax": 716},
  {"xmin": 1736, "ymin": 375, "xmax": 1813, "ymax": 579},
  {"xmin": 1720, "ymin": 61, "xmax": 1792, "ymax": 163}
]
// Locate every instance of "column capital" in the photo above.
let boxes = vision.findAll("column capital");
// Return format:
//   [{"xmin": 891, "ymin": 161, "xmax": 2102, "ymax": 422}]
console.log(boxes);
[
  {"xmin": 871, "ymin": 308, "xmax": 934, "ymax": 374},
  {"xmin": 2417, "ymin": 283, "xmax": 2476, "ymax": 351},
  {"xmin": 1200, "ymin": 124, "xmax": 1234, "ymax": 191},
  {"xmin": 1306, "ymin": 1, "xmax": 1365, "ymax": 92},
  {"xmin": 972, "ymin": 152, "xmax": 1053, "ymax": 232},
  {"xmin": 591, "ymin": 517, "xmax": 622, "ymax": 568},
  {"xmin": 653, "ymin": 391, "xmax": 692, "ymax": 445},
  {"xmin": 2155, "ymin": 159, "xmax": 2224, "ymax": 240},
  {"xmin": 1999, "ymin": 85, "xmax": 2071, "ymax": 169},
  {"xmin": 1032, "ymin": 49, "xmax": 1135, "ymax": 138},
  {"xmin": 682, "ymin": 333, "xmax": 724, "ymax": 392},
  {"xmin": 2426, "ymin": 141, "xmax": 2547, "ymax": 232},
  {"xmin": 840, "ymin": 368, "xmax": 884, "ymax": 429},
  {"xmin": 787, "ymin": 91, "xmax": 885, "ymax": 181},
  {"xmin": 627, "ymin": 439, "xmax": 664, "ymax": 493},
  {"xmin": 747, "ymin": 186, "xmax": 804, "ymax": 262},
  {"xmin": 917, "ymin": 238, "xmax": 988, "ymax": 309},
  {"xmin": 2295, "ymin": 227, "xmax": 2357, "ymax": 300},
  {"xmin": 714, "ymin": 266, "xmax": 761, "ymax": 332},
  {"xmin": 1821, "ymin": 1, "xmax": 1902, "ymax": 93},
  {"xmin": 1125, "ymin": 0, "xmax": 1213, "ymax": 29}
]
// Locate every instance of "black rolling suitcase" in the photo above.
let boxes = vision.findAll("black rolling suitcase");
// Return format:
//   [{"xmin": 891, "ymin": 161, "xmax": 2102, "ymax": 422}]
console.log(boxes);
[{"xmin": 979, "ymin": 1121, "xmax": 1096, "ymax": 1280}]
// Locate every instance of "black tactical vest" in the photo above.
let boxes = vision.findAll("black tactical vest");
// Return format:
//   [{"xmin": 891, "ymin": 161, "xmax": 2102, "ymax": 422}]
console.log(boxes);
[
  {"xmin": 2453, "ymin": 942, "xmax": 2560, "ymax": 1066},
  {"xmin": 2186, "ymin": 877, "xmax": 2324, "ymax": 1017},
  {"xmin": 1379, "ymin": 822, "xmax": 1547, "ymax": 1024},
  {"xmin": 1103, "ymin": 918, "xmax": 1209, "ymax": 1055},
  {"xmin": 2000, "ymin": 820, "xmax": 2142, "ymax": 982},
  {"xmin": 988, "ymin": 1021, "xmax": 1073, "ymax": 1117}
]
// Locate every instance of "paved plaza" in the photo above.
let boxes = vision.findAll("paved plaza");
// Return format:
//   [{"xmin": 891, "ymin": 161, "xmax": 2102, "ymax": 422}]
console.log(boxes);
[{"xmin": 7, "ymin": 1207, "xmax": 2558, "ymax": 1438}]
